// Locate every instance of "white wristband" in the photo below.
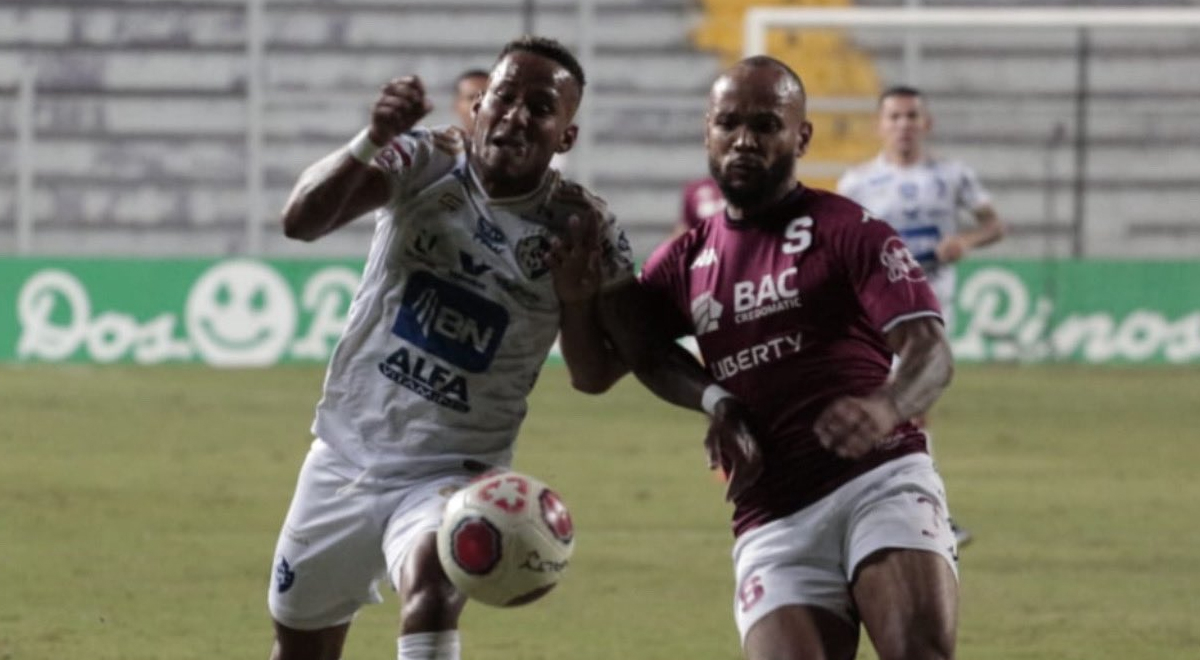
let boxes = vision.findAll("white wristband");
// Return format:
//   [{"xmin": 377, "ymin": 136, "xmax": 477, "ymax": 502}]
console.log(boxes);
[
  {"xmin": 701, "ymin": 384, "xmax": 735, "ymax": 416},
  {"xmin": 347, "ymin": 128, "xmax": 383, "ymax": 165}
]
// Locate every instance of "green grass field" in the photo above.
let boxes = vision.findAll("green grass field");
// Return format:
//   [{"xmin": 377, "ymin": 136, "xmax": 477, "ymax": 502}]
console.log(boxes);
[{"xmin": 2, "ymin": 364, "xmax": 1198, "ymax": 659}]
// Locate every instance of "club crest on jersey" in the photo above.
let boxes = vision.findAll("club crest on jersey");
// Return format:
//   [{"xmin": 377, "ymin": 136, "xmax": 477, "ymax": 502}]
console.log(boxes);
[
  {"xmin": 881, "ymin": 237, "xmax": 927, "ymax": 282},
  {"xmin": 474, "ymin": 215, "xmax": 507, "ymax": 254},
  {"xmin": 690, "ymin": 291, "xmax": 722, "ymax": 336},
  {"xmin": 515, "ymin": 234, "xmax": 552, "ymax": 280}
]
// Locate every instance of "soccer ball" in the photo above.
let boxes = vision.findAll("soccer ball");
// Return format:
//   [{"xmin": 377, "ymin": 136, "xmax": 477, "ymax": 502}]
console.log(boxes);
[{"xmin": 436, "ymin": 470, "xmax": 575, "ymax": 607}]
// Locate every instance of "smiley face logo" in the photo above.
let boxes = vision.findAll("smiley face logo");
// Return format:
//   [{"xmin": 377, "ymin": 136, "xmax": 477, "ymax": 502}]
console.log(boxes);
[{"xmin": 186, "ymin": 260, "xmax": 297, "ymax": 366}]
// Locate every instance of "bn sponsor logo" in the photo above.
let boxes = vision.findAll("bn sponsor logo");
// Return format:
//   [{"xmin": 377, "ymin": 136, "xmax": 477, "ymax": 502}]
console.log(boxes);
[{"xmin": 392, "ymin": 271, "xmax": 509, "ymax": 373}]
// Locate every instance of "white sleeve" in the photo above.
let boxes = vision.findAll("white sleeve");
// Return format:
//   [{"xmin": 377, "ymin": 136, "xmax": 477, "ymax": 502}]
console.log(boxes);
[
  {"xmin": 956, "ymin": 162, "xmax": 993, "ymax": 211},
  {"xmin": 836, "ymin": 167, "xmax": 860, "ymax": 199},
  {"xmin": 372, "ymin": 126, "xmax": 464, "ymax": 205}
]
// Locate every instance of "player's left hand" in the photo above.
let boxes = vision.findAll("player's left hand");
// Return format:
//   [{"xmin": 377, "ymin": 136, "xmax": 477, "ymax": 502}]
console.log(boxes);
[
  {"xmin": 814, "ymin": 393, "xmax": 902, "ymax": 460},
  {"xmin": 548, "ymin": 183, "xmax": 606, "ymax": 304},
  {"xmin": 936, "ymin": 235, "xmax": 969, "ymax": 264},
  {"xmin": 547, "ymin": 213, "xmax": 602, "ymax": 303},
  {"xmin": 705, "ymin": 398, "xmax": 763, "ymax": 502}
]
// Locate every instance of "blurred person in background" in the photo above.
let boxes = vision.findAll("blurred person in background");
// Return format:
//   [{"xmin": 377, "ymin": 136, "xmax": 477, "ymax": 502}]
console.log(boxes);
[
  {"xmin": 838, "ymin": 85, "xmax": 1007, "ymax": 546},
  {"xmin": 266, "ymin": 36, "xmax": 633, "ymax": 660},
  {"xmin": 452, "ymin": 68, "xmax": 489, "ymax": 132},
  {"xmin": 671, "ymin": 175, "xmax": 726, "ymax": 239}
]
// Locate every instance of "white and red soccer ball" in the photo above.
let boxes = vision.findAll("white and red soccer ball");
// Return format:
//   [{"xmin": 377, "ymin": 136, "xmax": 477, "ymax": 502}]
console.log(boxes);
[{"xmin": 436, "ymin": 471, "xmax": 575, "ymax": 607}]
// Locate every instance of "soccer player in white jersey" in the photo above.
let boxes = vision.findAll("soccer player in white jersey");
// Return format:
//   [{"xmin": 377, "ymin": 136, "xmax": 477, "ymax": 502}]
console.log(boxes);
[
  {"xmin": 266, "ymin": 37, "xmax": 634, "ymax": 660},
  {"xmin": 838, "ymin": 85, "xmax": 1006, "ymax": 546},
  {"xmin": 838, "ymin": 85, "xmax": 1005, "ymax": 334}
]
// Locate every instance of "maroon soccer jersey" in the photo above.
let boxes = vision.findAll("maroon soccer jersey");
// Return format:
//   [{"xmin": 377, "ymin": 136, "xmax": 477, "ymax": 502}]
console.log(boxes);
[
  {"xmin": 680, "ymin": 177, "xmax": 727, "ymax": 230},
  {"xmin": 642, "ymin": 186, "xmax": 943, "ymax": 536}
]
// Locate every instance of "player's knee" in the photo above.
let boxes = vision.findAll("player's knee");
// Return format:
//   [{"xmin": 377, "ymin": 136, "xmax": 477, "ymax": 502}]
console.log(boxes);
[
  {"xmin": 400, "ymin": 578, "xmax": 466, "ymax": 632},
  {"xmin": 399, "ymin": 542, "xmax": 466, "ymax": 632}
]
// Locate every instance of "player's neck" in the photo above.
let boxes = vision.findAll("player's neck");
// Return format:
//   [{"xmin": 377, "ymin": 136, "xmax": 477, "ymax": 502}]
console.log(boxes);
[
  {"xmin": 726, "ymin": 181, "xmax": 799, "ymax": 221},
  {"xmin": 883, "ymin": 147, "xmax": 925, "ymax": 167},
  {"xmin": 468, "ymin": 157, "xmax": 548, "ymax": 201}
]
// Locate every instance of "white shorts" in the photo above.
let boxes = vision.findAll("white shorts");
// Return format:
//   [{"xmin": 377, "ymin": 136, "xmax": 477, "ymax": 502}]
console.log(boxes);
[
  {"xmin": 267, "ymin": 439, "xmax": 472, "ymax": 630},
  {"xmin": 730, "ymin": 454, "xmax": 959, "ymax": 642}
]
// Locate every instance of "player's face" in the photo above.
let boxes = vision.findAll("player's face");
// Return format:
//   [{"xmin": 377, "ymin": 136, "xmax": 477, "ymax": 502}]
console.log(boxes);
[
  {"xmin": 878, "ymin": 95, "xmax": 931, "ymax": 156},
  {"xmin": 471, "ymin": 52, "xmax": 579, "ymax": 196},
  {"xmin": 455, "ymin": 75, "xmax": 488, "ymax": 131},
  {"xmin": 705, "ymin": 68, "xmax": 812, "ymax": 212}
]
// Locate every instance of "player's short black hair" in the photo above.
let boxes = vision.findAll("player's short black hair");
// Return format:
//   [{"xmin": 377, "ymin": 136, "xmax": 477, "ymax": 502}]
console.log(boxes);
[
  {"xmin": 879, "ymin": 85, "xmax": 924, "ymax": 106},
  {"xmin": 498, "ymin": 36, "xmax": 587, "ymax": 93},
  {"xmin": 738, "ymin": 55, "xmax": 806, "ymax": 98},
  {"xmin": 454, "ymin": 68, "xmax": 490, "ymax": 90}
]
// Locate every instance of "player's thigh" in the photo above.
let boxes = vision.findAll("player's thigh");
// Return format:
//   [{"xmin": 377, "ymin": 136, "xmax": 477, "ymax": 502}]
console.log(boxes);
[
  {"xmin": 383, "ymin": 473, "xmax": 472, "ymax": 630},
  {"xmin": 852, "ymin": 549, "xmax": 957, "ymax": 660},
  {"xmin": 743, "ymin": 605, "xmax": 858, "ymax": 660},
  {"xmin": 846, "ymin": 455, "xmax": 958, "ymax": 660},
  {"xmin": 732, "ymin": 498, "xmax": 857, "ymax": 649},
  {"xmin": 268, "ymin": 441, "xmax": 391, "ymax": 631}
]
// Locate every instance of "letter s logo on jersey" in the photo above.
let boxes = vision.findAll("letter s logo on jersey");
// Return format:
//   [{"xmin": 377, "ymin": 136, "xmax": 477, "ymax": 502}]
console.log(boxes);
[{"xmin": 392, "ymin": 272, "xmax": 509, "ymax": 372}]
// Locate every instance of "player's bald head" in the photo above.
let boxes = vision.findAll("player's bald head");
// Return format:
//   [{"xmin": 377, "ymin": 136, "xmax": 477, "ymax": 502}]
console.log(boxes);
[{"xmin": 709, "ymin": 56, "xmax": 807, "ymax": 120}]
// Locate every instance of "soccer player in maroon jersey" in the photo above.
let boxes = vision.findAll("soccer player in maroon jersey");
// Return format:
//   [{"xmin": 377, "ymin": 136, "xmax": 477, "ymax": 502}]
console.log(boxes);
[
  {"xmin": 670, "ymin": 176, "xmax": 727, "ymax": 239},
  {"xmin": 573, "ymin": 56, "xmax": 960, "ymax": 660}
]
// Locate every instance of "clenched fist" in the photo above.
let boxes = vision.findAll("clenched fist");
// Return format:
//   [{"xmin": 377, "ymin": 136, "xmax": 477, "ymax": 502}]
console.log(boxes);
[{"xmin": 367, "ymin": 76, "xmax": 434, "ymax": 146}]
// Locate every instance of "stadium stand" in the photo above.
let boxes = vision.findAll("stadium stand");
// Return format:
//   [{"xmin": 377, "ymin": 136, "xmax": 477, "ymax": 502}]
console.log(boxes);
[{"xmin": 0, "ymin": 0, "xmax": 1197, "ymax": 259}]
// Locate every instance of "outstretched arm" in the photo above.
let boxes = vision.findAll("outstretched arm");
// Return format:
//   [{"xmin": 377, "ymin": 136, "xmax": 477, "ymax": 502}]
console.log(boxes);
[
  {"xmin": 598, "ymin": 283, "xmax": 762, "ymax": 500},
  {"xmin": 815, "ymin": 316, "xmax": 953, "ymax": 459},
  {"xmin": 281, "ymin": 76, "xmax": 432, "ymax": 241}
]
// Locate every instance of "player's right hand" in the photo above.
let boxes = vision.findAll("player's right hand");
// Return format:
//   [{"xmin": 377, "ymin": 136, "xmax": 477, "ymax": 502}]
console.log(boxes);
[
  {"xmin": 704, "ymin": 398, "xmax": 763, "ymax": 502},
  {"xmin": 368, "ymin": 76, "xmax": 434, "ymax": 146}
]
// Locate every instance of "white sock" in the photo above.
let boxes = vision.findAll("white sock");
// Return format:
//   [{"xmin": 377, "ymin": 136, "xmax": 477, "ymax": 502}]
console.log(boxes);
[{"xmin": 398, "ymin": 631, "xmax": 460, "ymax": 660}]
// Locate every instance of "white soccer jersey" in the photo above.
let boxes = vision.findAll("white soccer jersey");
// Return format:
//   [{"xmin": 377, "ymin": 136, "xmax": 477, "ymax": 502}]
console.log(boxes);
[
  {"xmin": 312, "ymin": 127, "xmax": 633, "ymax": 478},
  {"xmin": 837, "ymin": 155, "xmax": 991, "ymax": 278}
]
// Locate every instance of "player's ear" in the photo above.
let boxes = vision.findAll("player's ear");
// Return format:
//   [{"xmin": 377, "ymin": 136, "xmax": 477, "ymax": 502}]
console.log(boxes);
[
  {"xmin": 556, "ymin": 124, "xmax": 578, "ymax": 154},
  {"xmin": 796, "ymin": 120, "xmax": 814, "ymax": 158}
]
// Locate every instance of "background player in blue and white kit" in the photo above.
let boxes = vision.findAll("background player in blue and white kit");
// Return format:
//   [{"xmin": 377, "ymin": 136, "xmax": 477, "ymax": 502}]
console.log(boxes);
[
  {"xmin": 838, "ymin": 85, "xmax": 1006, "ymax": 546},
  {"xmin": 838, "ymin": 85, "xmax": 1006, "ymax": 332},
  {"xmin": 266, "ymin": 37, "xmax": 633, "ymax": 660}
]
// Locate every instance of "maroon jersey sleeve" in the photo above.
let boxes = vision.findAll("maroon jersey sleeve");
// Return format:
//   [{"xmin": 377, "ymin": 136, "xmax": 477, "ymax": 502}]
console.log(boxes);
[
  {"xmin": 637, "ymin": 235, "xmax": 694, "ymax": 339},
  {"xmin": 840, "ymin": 216, "xmax": 943, "ymax": 333}
]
